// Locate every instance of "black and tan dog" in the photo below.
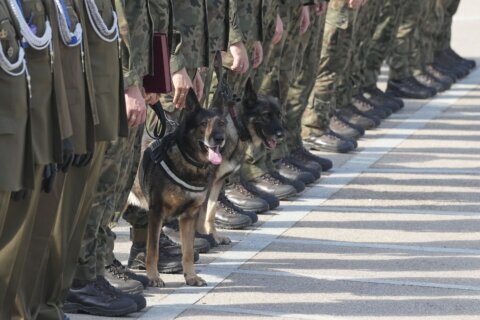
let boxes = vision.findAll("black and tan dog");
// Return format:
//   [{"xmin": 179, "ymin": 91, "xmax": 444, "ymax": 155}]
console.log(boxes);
[
  {"xmin": 131, "ymin": 89, "xmax": 227, "ymax": 287},
  {"xmin": 196, "ymin": 79, "xmax": 284, "ymax": 246}
]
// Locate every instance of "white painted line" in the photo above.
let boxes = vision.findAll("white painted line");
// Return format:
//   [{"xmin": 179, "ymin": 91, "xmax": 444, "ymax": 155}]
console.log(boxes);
[
  {"xmin": 351, "ymin": 168, "xmax": 480, "ymax": 175},
  {"xmin": 273, "ymin": 238, "xmax": 480, "ymax": 255},
  {"xmin": 191, "ymin": 304, "xmax": 339, "ymax": 320},
  {"xmin": 140, "ymin": 69, "xmax": 480, "ymax": 320},
  {"xmin": 222, "ymin": 268, "xmax": 480, "ymax": 292},
  {"xmin": 309, "ymin": 206, "xmax": 480, "ymax": 217}
]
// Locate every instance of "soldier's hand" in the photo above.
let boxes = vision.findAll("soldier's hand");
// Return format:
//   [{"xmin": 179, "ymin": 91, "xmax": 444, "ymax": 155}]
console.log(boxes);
[
  {"xmin": 125, "ymin": 85, "xmax": 147, "ymax": 127},
  {"xmin": 300, "ymin": 6, "xmax": 310, "ymax": 35},
  {"xmin": 272, "ymin": 14, "xmax": 284, "ymax": 45},
  {"xmin": 315, "ymin": 2, "xmax": 328, "ymax": 16},
  {"xmin": 145, "ymin": 93, "xmax": 160, "ymax": 105},
  {"xmin": 73, "ymin": 152, "xmax": 93, "ymax": 168},
  {"xmin": 252, "ymin": 41, "xmax": 263, "ymax": 69},
  {"xmin": 59, "ymin": 138, "xmax": 74, "ymax": 173},
  {"xmin": 172, "ymin": 68, "xmax": 194, "ymax": 108},
  {"xmin": 193, "ymin": 72, "xmax": 205, "ymax": 102},
  {"xmin": 41, "ymin": 164, "xmax": 58, "ymax": 193},
  {"xmin": 229, "ymin": 41, "xmax": 249, "ymax": 74},
  {"xmin": 11, "ymin": 190, "xmax": 28, "ymax": 202}
]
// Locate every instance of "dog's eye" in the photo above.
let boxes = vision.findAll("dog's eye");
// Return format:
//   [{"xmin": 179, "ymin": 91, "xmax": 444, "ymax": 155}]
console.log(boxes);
[
  {"xmin": 200, "ymin": 120, "xmax": 208, "ymax": 127},
  {"xmin": 218, "ymin": 120, "xmax": 226, "ymax": 127}
]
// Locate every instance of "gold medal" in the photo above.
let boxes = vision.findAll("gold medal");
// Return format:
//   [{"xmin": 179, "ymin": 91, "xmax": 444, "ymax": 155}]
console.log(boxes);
[{"xmin": 0, "ymin": 29, "xmax": 8, "ymax": 39}]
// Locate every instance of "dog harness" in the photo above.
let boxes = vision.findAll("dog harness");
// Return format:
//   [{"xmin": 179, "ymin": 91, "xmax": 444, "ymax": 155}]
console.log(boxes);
[{"xmin": 145, "ymin": 135, "xmax": 208, "ymax": 193}]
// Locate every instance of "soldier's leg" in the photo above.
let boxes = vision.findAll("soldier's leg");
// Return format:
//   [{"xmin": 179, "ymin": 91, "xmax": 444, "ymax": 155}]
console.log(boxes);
[
  {"xmin": 364, "ymin": 0, "xmax": 404, "ymax": 88},
  {"xmin": 52, "ymin": 142, "xmax": 109, "ymax": 311},
  {"xmin": 0, "ymin": 166, "xmax": 43, "ymax": 319},
  {"xmin": 99, "ymin": 125, "xmax": 142, "ymax": 269},
  {"xmin": 286, "ymin": 11, "xmax": 325, "ymax": 151},
  {"xmin": 302, "ymin": 0, "xmax": 356, "ymax": 153},
  {"xmin": 73, "ymin": 138, "xmax": 126, "ymax": 284},
  {"xmin": 36, "ymin": 163, "xmax": 94, "ymax": 320},
  {"xmin": 387, "ymin": 0, "xmax": 425, "ymax": 81},
  {"xmin": 438, "ymin": 0, "xmax": 460, "ymax": 52},
  {"xmin": 15, "ymin": 173, "xmax": 67, "ymax": 319}
]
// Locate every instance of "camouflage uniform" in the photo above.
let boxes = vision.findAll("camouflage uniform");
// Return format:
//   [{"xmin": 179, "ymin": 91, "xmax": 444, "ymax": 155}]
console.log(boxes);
[
  {"xmin": 302, "ymin": 0, "xmax": 356, "ymax": 138},
  {"xmin": 241, "ymin": 0, "xmax": 277, "ymax": 181},
  {"xmin": 285, "ymin": 7, "xmax": 327, "ymax": 150},
  {"xmin": 387, "ymin": 0, "xmax": 425, "ymax": 81},
  {"xmin": 347, "ymin": 0, "xmax": 381, "ymax": 98},
  {"xmin": 364, "ymin": 0, "xmax": 405, "ymax": 88},
  {"xmin": 435, "ymin": 0, "xmax": 460, "ymax": 52},
  {"xmin": 411, "ymin": 0, "xmax": 439, "ymax": 75}
]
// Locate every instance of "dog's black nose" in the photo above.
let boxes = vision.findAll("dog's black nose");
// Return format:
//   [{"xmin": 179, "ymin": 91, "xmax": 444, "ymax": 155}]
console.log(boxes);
[
  {"xmin": 276, "ymin": 131, "xmax": 284, "ymax": 139},
  {"xmin": 213, "ymin": 134, "xmax": 225, "ymax": 144}
]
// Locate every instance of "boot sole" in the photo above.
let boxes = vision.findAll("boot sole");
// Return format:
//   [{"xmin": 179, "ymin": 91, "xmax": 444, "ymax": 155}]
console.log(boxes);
[
  {"xmin": 63, "ymin": 302, "xmax": 138, "ymax": 317},
  {"xmin": 215, "ymin": 218, "xmax": 253, "ymax": 230}
]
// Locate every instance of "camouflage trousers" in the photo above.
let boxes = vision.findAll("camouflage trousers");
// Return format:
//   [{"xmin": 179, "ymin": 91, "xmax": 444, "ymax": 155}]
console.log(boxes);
[
  {"xmin": 364, "ymin": 0, "xmax": 405, "ymax": 87},
  {"xmin": 412, "ymin": 0, "xmax": 442, "ymax": 75},
  {"xmin": 74, "ymin": 125, "xmax": 144, "ymax": 280},
  {"xmin": 260, "ymin": 4, "xmax": 303, "ymax": 163},
  {"xmin": 287, "ymin": 10, "xmax": 326, "ymax": 149},
  {"xmin": 435, "ymin": 0, "xmax": 460, "ymax": 52},
  {"xmin": 388, "ymin": 0, "xmax": 425, "ymax": 80},
  {"xmin": 302, "ymin": 0, "xmax": 355, "ymax": 138},
  {"xmin": 347, "ymin": 0, "xmax": 382, "ymax": 97}
]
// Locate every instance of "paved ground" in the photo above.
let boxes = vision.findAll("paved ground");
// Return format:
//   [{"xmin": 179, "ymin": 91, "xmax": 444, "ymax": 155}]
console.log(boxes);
[{"xmin": 70, "ymin": 2, "xmax": 480, "ymax": 319}]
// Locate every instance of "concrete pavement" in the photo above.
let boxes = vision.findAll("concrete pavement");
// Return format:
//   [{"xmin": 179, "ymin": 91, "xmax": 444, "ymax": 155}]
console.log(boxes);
[{"xmin": 70, "ymin": 1, "xmax": 480, "ymax": 319}]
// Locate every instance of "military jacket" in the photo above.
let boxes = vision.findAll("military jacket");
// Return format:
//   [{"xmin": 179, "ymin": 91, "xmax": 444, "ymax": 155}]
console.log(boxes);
[
  {"xmin": 0, "ymin": 0, "xmax": 33, "ymax": 191},
  {"xmin": 207, "ymin": 0, "xmax": 229, "ymax": 51},
  {"xmin": 54, "ymin": 0, "xmax": 97, "ymax": 155},
  {"xmin": 11, "ymin": 0, "xmax": 72, "ymax": 166},
  {"xmin": 80, "ymin": 0, "xmax": 128, "ymax": 141},
  {"xmin": 119, "ymin": 0, "xmax": 171, "ymax": 89},
  {"xmin": 170, "ymin": 0, "xmax": 209, "ymax": 73},
  {"xmin": 230, "ymin": 0, "xmax": 263, "ymax": 44}
]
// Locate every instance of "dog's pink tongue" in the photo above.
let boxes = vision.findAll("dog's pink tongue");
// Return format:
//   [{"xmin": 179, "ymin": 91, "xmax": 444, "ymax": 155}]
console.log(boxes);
[{"xmin": 208, "ymin": 146, "xmax": 222, "ymax": 165}]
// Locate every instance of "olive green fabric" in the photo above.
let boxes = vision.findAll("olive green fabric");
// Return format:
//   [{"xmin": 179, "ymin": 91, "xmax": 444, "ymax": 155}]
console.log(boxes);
[
  {"xmin": 364, "ymin": 0, "xmax": 405, "ymax": 88},
  {"xmin": 436, "ymin": 0, "xmax": 460, "ymax": 52},
  {"xmin": 347, "ymin": 0, "xmax": 381, "ymax": 97},
  {"xmin": 0, "ymin": 0, "xmax": 32, "ymax": 192},
  {"xmin": 14, "ymin": 1, "xmax": 97, "ymax": 318},
  {"xmin": 0, "ymin": 166, "xmax": 43, "ymax": 320},
  {"xmin": 302, "ymin": 0, "xmax": 355, "ymax": 137},
  {"xmin": 388, "ymin": 0, "xmax": 425, "ymax": 81},
  {"xmin": 170, "ymin": 0, "xmax": 209, "ymax": 73},
  {"xmin": 287, "ymin": 9, "xmax": 326, "ymax": 149}
]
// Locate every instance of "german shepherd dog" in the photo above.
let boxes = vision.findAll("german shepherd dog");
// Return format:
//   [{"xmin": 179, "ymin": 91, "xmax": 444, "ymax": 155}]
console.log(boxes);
[
  {"xmin": 196, "ymin": 78, "xmax": 284, "ymax": 246},
  {"xmin": 131, "ymin": 88, "xmax": 227, "ymax": 287}
]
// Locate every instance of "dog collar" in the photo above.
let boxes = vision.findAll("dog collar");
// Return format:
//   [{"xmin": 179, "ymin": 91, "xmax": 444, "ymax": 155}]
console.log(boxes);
[
  {"xmin": 159, "ymin": 160, "xmax": 207, "ymax": 192},
  {"xmin": 176, "ymin": 138, "xmax": 210, "ymax": 169}
]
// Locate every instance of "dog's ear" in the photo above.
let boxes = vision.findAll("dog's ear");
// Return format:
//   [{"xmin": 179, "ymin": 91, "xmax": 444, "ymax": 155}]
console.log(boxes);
[
  {"xmin": 185, "ymin": 88, "xmax": 201, "ymax": 112},
  {"xmin": 243, "ymin": 78, "xmax": 257, "ymax": 109}
]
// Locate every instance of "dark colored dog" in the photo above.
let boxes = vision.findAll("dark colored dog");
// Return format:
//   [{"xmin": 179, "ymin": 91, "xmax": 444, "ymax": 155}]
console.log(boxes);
[
  {"xmin": 196, "ymin": 79, "xmax": 284, "ymax": 245},
  {"xmin": 130, "ymin": 89, "xmax": 227, "ymax": 287}
]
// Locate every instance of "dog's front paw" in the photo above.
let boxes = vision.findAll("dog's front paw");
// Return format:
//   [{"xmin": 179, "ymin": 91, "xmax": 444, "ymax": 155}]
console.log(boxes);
[
  {"xmin": 185, "ymin": 274, "xmax": 207, "ymax": 287},
  {"xmin": 148, "ymin": 275, "xmax": 165, "ymax": 287},
  {"xmin": 215, "ymin": 235, "xmax": 231, "ymax": 245}
]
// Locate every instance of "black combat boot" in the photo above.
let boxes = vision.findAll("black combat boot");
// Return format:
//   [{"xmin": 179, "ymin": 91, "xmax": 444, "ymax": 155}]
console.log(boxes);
[
  {"xmin": 249, "ymin": 173, "xmax": 298, "ymax": 199},
  {"xmin": 290, "ymin": 147, "xmax": 333, "ymax": 172},
  {"xmin": 105, "ymin": 259, "xmax": 147, "ymax": 293},
  {"xmin": 275, "ymin": 158, "xmax": 316, "ymax": 185},
  {"xmin": 304, "ymin": 131, "xmax": 355, "ymax": 153},
  {"xmin": 96, "ymin": 276, "xmax": 147, "ymax": 312},
  {"xmin": 225, "ymin": 181, "xmax": 270, "ymax": 213},
  {"xmin": 386, "ymin": 77, "xmax": 435, "ymax": 99},
  {"xmin": 241, "ymin": 179, "xmax": 280, "ymax": 210},
  {"xmin": 162, "ymin": 220, "xmax": 212, "ymax": 252},
  {"xmin": 63, "ymin": 279, "xmax": 138, "ymax": 316},
  {"xmin": 216, "ymin": 192, "xmax": 256, "ymax": 229}
]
